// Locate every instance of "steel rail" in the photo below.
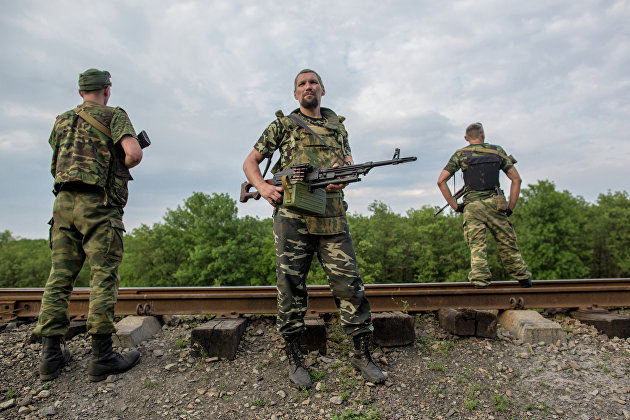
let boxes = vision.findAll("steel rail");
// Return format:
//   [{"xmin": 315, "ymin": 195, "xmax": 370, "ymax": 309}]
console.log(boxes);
[{"xmin": 1, "ymin": 279, "xmax": 629, "ymax": 321}]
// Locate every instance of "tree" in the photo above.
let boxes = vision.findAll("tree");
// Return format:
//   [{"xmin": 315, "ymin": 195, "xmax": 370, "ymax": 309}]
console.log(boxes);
[
  {"xmin": 515, "ymin": 180, "xmax": 590, "ymax": 279},
  {"xmin": 588, "ymin": 191, "xmax": 630, "ymax": 278}
]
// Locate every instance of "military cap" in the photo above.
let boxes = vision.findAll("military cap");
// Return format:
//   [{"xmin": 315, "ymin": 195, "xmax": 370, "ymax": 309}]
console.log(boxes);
[
  {"xmin": 465, "ymin": 122, "xmax": 484, "ymax": 136},
  {"xmin": 78, "ymin": 68, "xmax": 112, "ymax": 91}
]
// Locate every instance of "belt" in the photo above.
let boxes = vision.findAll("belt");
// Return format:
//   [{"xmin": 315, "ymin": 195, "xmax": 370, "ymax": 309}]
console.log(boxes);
[{"xmin": 57, "ymin": 182, "xmax": 103, "ymax": 193}]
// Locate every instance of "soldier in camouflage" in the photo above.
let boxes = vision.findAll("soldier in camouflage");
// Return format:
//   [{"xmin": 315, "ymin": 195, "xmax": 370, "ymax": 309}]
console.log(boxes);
[
  {"xmin": 437, "ymin": 122, "xmax": 532, "ymax": 289},
  {"xmin": 243, "ymin": 69, "xmax": 385, "ymax": 388},
  {"xmin": 32, "ymin": 69, "xmax": 143, "ymax": 382}
]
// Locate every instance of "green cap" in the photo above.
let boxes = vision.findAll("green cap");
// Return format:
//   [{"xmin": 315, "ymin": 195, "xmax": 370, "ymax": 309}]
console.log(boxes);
[{"xmin": 78, "ymin": 68, "xmax": 111, "ymax": 91}]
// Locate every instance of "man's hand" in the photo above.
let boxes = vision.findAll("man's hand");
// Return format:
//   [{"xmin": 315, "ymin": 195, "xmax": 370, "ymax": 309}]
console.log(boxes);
[
  {"xmin": 456, "ymin": 203, "xmax": 466, "ymax": 213},
  {"xmin": 326, "ymin": 161, "xmax": 350, "ymax": 192},
  {"xmin": 258, "ymin": 182, "xmax": 284, "ymax": 207}
]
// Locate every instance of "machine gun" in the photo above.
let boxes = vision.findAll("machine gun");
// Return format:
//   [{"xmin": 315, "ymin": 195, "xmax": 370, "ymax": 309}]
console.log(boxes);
[{"xmin": 240, "ymin": 148, "xmax": 417, "ymax": 213}]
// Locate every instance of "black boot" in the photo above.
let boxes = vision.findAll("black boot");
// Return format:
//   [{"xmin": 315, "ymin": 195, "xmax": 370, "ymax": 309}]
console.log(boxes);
[
  {"xmin": 87, "ymin": 334, "xmax": 140, "ymax": 382},
  {"xmin": 350, "ymin": 333, "xmax": 386, "ymax": 384},
  {"xmin": 519, "ymin": 278, "xmax": 533, "ymax": 288},
  {"xmin": 284, "ymin": 335, "xmax": 312, "ymax": 389},
  {"xmin": 40, "ymin": 336, "xmax": 72, "ymax": 381}
]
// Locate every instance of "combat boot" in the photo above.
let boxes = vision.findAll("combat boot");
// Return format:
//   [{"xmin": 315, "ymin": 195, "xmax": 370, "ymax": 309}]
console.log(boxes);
[
  {"xmin": 519, "ymin": 278, "xmax": 533, "ymax": 288},
  {"xmin": 350, "ymin": 333, "xmax": 386, "ymax": 384},
  {"xmin": 284, "ymin": 335, "xmax": 312, "ymax": 389},
  {"xmin": 87, "ymin": 334, "xmax": 140, "ymax": 382},
  {"xmin": 39, "ymin": 336, "xmax": 72, "ymax": 381}
]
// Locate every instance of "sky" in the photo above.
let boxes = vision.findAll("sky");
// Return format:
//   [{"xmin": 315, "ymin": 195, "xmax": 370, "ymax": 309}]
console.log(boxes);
[{"xmin": 1, "ymin": 0, "xmax": 629, "ymax": 239}]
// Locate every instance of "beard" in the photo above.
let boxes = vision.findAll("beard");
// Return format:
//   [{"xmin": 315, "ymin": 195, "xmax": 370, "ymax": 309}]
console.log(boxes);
[{"xmin": 300, "ymin": 95, "xmax": 319, "ymax": 109}]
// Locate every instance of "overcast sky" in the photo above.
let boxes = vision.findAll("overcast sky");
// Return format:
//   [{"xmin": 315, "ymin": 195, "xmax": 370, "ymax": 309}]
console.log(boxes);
[{"xmin": 1, "ymin": 1, "xmax": 629, "ymax": 239}]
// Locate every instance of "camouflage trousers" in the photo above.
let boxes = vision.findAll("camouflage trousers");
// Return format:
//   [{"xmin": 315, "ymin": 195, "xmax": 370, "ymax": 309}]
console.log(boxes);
[
  {"xmin": 32, "ymin": 189, "xmax": 125, "ymax": 337},
  {"xmin": 273, "ymin": 208, "xmax": 373, "ymax": 338},
  {"xmin": 463, "ymin": 196, "xmax": 531, "ymax": 287}
]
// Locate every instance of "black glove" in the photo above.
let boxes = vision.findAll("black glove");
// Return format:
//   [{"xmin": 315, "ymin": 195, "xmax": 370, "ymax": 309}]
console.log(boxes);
[
  {"xmin": 505, "ymin": 208, "xmax": 513, "ymax": 217},
  {"xmin": 456, "ymin": 203, "xmax": 466, "ymax": 213}
]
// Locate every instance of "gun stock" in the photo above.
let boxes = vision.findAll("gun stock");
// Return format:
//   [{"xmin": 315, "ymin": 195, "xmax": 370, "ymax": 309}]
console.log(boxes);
[{"xmin": 239, "ymin": 182, "xmax": 261, "ymax": 203}]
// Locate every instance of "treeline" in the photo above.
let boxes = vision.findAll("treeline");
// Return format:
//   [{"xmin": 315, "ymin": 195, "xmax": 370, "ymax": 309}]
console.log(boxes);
[{"xmin": 1, "ymin": 180, "xmax": 628, "ymax": 288}]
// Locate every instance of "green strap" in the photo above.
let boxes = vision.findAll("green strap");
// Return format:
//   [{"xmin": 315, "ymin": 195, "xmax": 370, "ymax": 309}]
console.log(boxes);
[
  {"xmin": 456, "ymin": 146, "xmax": 510, "ymax": 161},
  {"xmin": 73, "ymin": 106, "xmax": 112, "ymax": 139}
]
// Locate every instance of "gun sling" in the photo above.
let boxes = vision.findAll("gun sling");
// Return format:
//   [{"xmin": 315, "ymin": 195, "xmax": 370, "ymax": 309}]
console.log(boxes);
[
  {"xmin": 73, "ymin": 106, "xmax": 112, "ymax": 139},
  {"xmin": 456, "ymin": 147, "xmax": 512, "ymax": 162}
]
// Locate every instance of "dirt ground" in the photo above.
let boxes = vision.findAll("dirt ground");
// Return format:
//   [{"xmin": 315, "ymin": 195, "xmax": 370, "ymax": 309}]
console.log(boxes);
[{"xmin": 1, "ymin": 311, "xmax": 630, "ymax": 420}]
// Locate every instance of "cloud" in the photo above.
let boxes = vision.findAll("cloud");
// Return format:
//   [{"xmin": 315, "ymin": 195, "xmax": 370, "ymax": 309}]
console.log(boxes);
[{"xmin": 1, "ymin": 0, "xmax": 629, "ymax": 238}]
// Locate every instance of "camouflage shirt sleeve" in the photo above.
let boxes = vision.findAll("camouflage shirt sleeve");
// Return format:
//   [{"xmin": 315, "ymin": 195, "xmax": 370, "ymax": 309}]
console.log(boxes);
[
  {"xmin": 443, "ymin": 152, "xmax": 462, "ymax": 174},
  {"xmin": 110, "ymin": 107, "xmax": 137, "ymax": 144},
  {"xmin": 48, "ymin": 124, "xmax": 57, "ymax": 177},
  {"xmin": 339, "ymin": 122, "xmax": 351, "ymax": 157},
  {"xmin": 496, "ymin": 145, "xmax": 514, "ymax": 173},
  {"xmin": 254, "ymin": 119, "xmax": 285, "ymax": 158}
]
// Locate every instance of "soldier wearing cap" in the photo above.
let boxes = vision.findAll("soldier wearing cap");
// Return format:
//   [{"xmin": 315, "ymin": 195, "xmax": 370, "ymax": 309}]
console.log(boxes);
[
  {"xmin": 437, "ymin": 122, "xmax": 532, "ymax": 289},
  {"xmin": 33, "ymin": 68, "xmax": 143, "ymax": 382},
  {"xmin": 242, "ymin": 69, "xmax": 385, "ymax": 388}
]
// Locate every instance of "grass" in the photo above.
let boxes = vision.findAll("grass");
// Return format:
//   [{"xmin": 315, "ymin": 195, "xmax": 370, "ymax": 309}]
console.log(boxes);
[
  {"xmin": 492, "ymin": 394, "xmax": 511, "ymax": 411},
  {"xmin": 251, "ymin": 398, "xmax": 271, "ymax": 407},
  {"xmin": 464, "ymin": 398, "xmax": 478, "ymax": 410},
  {"xmin": 143, "ymin": 378, "xmax": 162, "ymax": 388},
  {"xmin": 427, "ymin": 360, "xmax": 447, "ymax": 372},
  {"xmin": 332, "ymin": 407, "xmax": 381, "ymax": 420},
  {"xmin": 176, "ymin": 338, "xmax": 189, "ymax": 349},
  {"xmin": 310, "ymin": 369, "xmax": 326, "ymax": 382},
  {"xmin": 4, "ymin": 388, "xmax": 16, "ymax": 398},
  {"xmin": 597, "ymin": 361, "xmax": 611, "ymax": 373}
]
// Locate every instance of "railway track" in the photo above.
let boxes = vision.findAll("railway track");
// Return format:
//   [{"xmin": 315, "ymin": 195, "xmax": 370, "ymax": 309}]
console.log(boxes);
[{"xmin": 1, "ymin": 278, "xmax": 629, "ymax": 321}]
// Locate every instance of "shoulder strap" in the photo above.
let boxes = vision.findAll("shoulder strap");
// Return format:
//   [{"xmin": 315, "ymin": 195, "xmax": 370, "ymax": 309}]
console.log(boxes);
[
  {"xmin": 288, "ymin": 114, "xmax": 348, "ymax": 165},
  {"xmin": 73, "ymin": 106, "xmax": 112, "ymax": 139},
  {"xmin": 456, "ymin": 146, "xmax": 510, "ymax": 161}
]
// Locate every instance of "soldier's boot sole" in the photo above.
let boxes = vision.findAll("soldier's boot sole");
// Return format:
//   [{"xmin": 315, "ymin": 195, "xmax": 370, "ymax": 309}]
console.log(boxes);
[
  {"xmin": 87, "ymin": 350, "xmax": 140, "ymax": 382},
  {"xmin": 519, "ymin": 278, "xmax": 533, "ymax": 288},
  {"xmin": 40, "ymin": 347, "xmax": 71, "ymax": 381},
  {"xmin": 288, "ymin": 365, "xmax": 312, "ymax": 389},
  {"xmin": 350, "ymin": 357, "xmax": 386, "ymax": 384}
]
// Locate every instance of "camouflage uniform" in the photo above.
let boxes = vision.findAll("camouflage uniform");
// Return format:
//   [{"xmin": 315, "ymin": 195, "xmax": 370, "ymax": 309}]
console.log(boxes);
[
  {"xmin": 255, "ymin": 108, "xmax": 373, "ymax": 337},
  {"xmin": 444, "ymin": 143, "xmax": 531, "ymax": 287},
  {"xmin": 33, "ymin": 101, "xmax": 137, "ymax": 337}
]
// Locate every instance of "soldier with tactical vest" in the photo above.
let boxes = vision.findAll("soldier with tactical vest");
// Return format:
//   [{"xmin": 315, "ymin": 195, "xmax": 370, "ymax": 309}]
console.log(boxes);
[
  {"xmin": 33, "ymin": 69, "xmax": 143, "ymax": 382},
  {"xmin": 242, "ymin": 69, "xmax": 386, "ymax": 388},
  {"xmin": 437, "ymin": 122, "xmax": 532, "ymax": 289}
]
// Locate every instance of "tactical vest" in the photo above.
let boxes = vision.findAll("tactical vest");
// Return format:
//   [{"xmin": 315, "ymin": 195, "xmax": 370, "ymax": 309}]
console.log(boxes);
[
  {"xmin": 461, "ymin": 145, "xmax": 501, "ymax": 191},
  {"xmin": 50, "ymin": 104, "xmax": 131, "ymax": 207},
  {"xmin": 275, "ymin": 108, "xmax": 348, "ymax": 235}
]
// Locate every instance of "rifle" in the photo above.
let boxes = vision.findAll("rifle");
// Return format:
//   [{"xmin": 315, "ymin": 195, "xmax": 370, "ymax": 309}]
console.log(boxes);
[
  {"xmin": 240, "ymin": 148, "xmax": 417, "ymax": 206},
  {"xmin": 434, "ymin": 186, "xmax": 466, "ymax": 216}
]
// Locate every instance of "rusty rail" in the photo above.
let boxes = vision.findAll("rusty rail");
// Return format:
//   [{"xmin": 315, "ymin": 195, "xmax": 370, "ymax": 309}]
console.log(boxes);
[{"xmin": 1, "ymin": 279, "xmax": 630, "ymax": 321}]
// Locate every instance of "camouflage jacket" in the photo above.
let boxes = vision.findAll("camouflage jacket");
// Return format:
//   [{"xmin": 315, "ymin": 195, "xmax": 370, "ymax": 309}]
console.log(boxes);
[
  {"xmin": 254, "ymin": 108, "xmax": 351, "ymax": 234},
  {"xmin": 443, "ymin": 143, "xmax": 514, "ymax": 203},
  {"xmin": 49, "ymin": 101, "xmax": 137, "ymax": 207}
]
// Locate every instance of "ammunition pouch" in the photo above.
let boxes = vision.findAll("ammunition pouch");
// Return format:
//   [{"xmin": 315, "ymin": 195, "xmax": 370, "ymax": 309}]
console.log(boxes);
[
  {"xmin": 282, "ymin": 178, "xmax": 326, "ymax": 215},
  {"xmin": 495, "ymin": 190, "xmax": 508, "ymax": 211}
]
